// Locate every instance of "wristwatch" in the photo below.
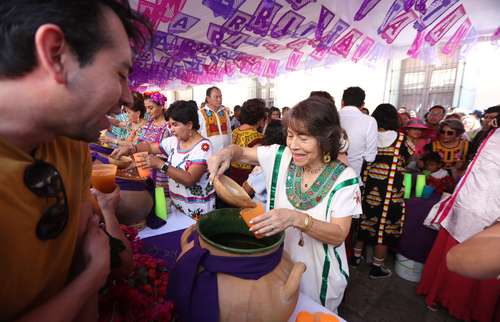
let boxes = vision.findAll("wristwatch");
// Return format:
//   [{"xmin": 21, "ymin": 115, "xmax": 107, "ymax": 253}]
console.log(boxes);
[{"xmin": 160, "ymin": 160, "xmax": 171, "ymax": 173}]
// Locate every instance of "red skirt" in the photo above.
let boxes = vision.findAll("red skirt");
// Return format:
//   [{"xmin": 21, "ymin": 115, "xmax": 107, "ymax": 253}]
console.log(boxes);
[{"xmin": 417, "ymin": 229, "xmax": 500, "ymax": 322}]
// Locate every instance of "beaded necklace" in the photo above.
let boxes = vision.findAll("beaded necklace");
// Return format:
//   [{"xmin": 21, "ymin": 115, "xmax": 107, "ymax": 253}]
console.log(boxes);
[{"xmin": 286, "ymin": 161, "xmax": 345, "ymax": 210}]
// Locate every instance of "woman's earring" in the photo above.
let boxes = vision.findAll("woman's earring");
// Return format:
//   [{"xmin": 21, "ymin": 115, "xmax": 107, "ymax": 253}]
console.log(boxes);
[{"xmin": 323, "ymin": 153, "xmax": 331, "ymax": 163}]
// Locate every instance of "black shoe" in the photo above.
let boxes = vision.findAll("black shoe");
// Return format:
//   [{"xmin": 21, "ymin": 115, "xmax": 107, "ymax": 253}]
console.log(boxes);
[
  {"xmin": 369, "ymin": 265, "xmax": 392, "ymax": 279},
  {"xmin": 349, "ymin": 255, "xmax": 363, "ymax": 267}
]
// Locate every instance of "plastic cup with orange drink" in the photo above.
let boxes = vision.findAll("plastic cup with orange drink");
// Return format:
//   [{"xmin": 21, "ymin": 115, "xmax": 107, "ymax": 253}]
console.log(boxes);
[
  {"xmin": 133, "ymin": 152, "xmax": 151, "ymax": 178},
  {"xmin": 91, "ymin": 164, "xmax": 117, "ymax": 193}
]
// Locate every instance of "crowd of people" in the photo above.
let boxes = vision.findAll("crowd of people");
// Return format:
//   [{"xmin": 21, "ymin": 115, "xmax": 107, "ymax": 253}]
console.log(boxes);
[
  {"xmin": 1, "ymin": 1, "xmax": 499, "ymax": 322},
  {"xmin": 100, "ymin": 82, "xmax": 500, "ymax": 319}
]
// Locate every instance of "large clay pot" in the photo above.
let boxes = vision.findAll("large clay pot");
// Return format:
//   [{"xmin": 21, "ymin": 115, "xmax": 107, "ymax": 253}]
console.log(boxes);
[
  {"xmin": 178, "ymin": 208, "xmax": 306, "ymax": 322},
  {"xmin": 116, "ymin": 189, "xmax": 153, "ymax": 229}
]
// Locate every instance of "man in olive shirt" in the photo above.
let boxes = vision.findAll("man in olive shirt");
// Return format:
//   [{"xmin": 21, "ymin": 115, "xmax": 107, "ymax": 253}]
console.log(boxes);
[{"xmin": 0, "ymin": 1, "xmax": 150, "ymax": 320}]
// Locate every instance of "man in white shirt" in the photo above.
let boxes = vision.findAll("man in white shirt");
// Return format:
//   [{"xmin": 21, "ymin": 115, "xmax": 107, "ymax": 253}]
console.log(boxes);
[
  {"xmin": 338, "ymin": 87, "xmax": 378, "ymax": 177},
  {"xmin": 198, "ymin": 86, "xmax": 232, "ymax": 152}
]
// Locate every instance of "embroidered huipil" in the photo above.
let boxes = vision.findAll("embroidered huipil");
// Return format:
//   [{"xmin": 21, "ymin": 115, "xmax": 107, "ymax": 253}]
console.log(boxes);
[
  {"xmin": 229, "ymin": 127, "xmax": 263, "ymax": 185},
  {"xmin": 429, "ymin": 139, "xmax": 469, "ymax": 170},
  {"xmin": 257, "ymin": 145, "xmax": 362, "ymax": 312},
  {"xmin": 197, "ymin": 105, "xmax": 232, "ymax": 153},
  {"xmin": 138, "ymin": 120, "xmax": 170, "ymax": 188},
  {"xmin": 159, "ymin": 136, "xmax": 215, "ymax": 219}
]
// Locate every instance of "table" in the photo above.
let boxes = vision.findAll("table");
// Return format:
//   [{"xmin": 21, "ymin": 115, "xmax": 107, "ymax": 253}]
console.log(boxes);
[
  {"xmin": 140, "ymin": 213, "xmax": 346, "ymax": 322},
  {"xmin": 397, "ymin": 193, "xmax": 440, "ymax": 263}
]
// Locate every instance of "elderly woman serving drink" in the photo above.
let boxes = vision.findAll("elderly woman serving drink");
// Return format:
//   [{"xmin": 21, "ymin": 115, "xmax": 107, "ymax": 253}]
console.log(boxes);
[{"xmin": 208, "ymin": 97, "xmax": 362, "ymax": 312}]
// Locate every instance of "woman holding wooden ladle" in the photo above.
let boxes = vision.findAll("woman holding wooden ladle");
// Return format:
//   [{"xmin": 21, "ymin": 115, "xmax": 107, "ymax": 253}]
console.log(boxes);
[{"xmin": 208, "ymin": 96, "xmax": 362, "ymax": 313}]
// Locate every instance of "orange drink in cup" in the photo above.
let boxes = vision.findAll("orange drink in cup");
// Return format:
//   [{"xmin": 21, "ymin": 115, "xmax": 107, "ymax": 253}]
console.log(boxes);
[
  {"xmin": 240, "ymin": 202, "xmax": 265, "ymax": 238},
  {"xmin": 91, "ymin": 164, "xmax": 117, "ymax": 193},
  {"xmin": 133, "ymin": 152, "xmax": 151, "ymax": 178}
]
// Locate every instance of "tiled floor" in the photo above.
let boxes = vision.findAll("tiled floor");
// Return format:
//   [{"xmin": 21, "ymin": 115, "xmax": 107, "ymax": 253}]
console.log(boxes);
[{"xmin": 338, "ymin": 255, "xmax": 462, "ymax": 322}]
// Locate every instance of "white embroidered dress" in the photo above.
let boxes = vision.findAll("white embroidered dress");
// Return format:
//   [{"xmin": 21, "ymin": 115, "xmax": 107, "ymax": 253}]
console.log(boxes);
[
  {"xmin": 159, "ymin": 136, "xmax": 216, "ymax": 218},
  {"xmin": 257, "ymin": 145, "xmax": 362, "ymax": 312}
]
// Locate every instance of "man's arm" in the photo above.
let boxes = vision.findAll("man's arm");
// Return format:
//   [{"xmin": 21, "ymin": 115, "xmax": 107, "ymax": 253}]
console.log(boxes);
[
  {"xmin": 14, "ymin": 215, "xmax": 110, "ymax": 322},
  {"xmin": 447, "ymin": 223, "xmax": 500, "ymax": 280},
  {"xmin": 364, "ymin": 117, "xmax": 378, "ymax": 163},
  {"xmin": 91, "ymin": 187, "xmax": 134, "ymax": 279}
]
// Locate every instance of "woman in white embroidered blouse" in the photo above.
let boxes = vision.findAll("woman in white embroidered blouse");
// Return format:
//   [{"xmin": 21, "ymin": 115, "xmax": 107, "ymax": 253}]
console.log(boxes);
[
  {"xmin": 112, "ymin": 100, "xmax": 215, "ymax": 220},
  {"xmin": 208, "ymin": 97, "xmax": 362, "ymax": 312}
]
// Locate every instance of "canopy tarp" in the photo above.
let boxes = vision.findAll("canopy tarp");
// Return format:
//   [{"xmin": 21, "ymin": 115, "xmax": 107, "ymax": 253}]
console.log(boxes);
[{"xmin": 128, "ymin": 0, "xmax": 500, "ymax": 88}]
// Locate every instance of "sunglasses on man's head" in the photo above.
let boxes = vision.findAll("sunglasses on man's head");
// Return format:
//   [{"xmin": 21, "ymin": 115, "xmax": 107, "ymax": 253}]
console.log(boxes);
[
  {"xmin": 24, "ymin": 160, "xmax": 69, "ymax": 240},
  {"xmin": 440, "ymin": 130, "xmax": 456, "ymax": 136}
]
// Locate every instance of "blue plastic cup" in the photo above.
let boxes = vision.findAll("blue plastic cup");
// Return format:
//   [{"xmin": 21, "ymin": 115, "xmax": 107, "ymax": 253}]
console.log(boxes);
[{"xmin": 422, "ymin": 185, "xmax": 434, "ymax": 199}]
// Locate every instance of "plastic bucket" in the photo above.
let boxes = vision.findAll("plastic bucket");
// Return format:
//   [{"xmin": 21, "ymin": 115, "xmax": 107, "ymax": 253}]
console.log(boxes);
[{"xmin": 395, "ymin": 253, "xmax": 423, "ymax": 282}]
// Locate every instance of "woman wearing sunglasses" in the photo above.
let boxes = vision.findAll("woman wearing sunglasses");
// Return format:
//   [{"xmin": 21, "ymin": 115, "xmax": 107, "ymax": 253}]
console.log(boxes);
[{"xmin": 425, "ymin": 119, "xmax": 469, "ymax": 178}]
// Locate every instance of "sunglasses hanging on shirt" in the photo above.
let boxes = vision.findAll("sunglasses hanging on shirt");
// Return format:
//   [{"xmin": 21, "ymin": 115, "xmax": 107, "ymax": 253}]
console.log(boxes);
[{"xmin": 24, "ymin": 159, "xmax": 69, "ymax": 240}]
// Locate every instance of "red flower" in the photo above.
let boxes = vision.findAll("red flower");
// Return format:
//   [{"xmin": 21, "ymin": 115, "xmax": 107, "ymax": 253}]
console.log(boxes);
[
  {"xmin": 98, "ymin": 226, "xmax": 174, "ymax": 322},
  {"xmin": 201, "ymin": 142, "xmax": 209, "ymax": 152}
]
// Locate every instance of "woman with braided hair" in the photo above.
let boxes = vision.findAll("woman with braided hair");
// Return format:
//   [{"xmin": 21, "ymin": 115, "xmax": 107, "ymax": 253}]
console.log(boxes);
[{"xmin": 351, "ymin": 104, "xmax": 414, "ymax": 279}]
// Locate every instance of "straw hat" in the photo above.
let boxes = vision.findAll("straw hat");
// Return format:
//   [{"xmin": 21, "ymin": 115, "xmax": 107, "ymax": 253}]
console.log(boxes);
[{"xmin": 404, "ymin": 118, "xmax": 432, "ymax": 131}]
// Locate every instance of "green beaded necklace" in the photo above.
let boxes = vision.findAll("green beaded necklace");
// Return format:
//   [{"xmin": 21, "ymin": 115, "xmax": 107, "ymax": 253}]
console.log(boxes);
[{"xmin": 286, "ymin": 161, "xmax": 346, "ymax": 210}]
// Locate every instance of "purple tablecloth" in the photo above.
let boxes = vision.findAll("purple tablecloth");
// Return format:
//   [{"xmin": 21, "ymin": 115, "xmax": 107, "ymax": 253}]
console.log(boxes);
[
  {"xmin": 141, "ymin": 230, "xmax": 347, "ymax": 322},
  {"xmin": 397, "ymin": 193, "xmax": 440, "ymax": 263},
  {"xmin": 142, "ymin": 229, "xmax": 185, "ymax": 270}
]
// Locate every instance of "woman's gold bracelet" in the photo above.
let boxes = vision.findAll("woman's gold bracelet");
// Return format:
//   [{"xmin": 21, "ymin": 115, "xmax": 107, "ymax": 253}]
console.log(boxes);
[
  {"xmin": 298, "ymin": 214, "xmax": 313, "ymax": 247},
  {"xmin": 303, "ymin": 214, "xmax": 313, "ymax": 232}
]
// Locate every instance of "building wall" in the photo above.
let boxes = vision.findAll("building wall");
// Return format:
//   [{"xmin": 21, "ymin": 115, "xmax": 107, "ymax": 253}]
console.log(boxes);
[
  {"xmin": 273, "ymin": 60, "xmax": 389, "ymax": 113},
  {"xmin": 459, "ymin": 42, "xmax": 500, "ymax": 110},
  {"xmin": 386, "ymin": 41, "xmax": 500, "ymax": 113}
]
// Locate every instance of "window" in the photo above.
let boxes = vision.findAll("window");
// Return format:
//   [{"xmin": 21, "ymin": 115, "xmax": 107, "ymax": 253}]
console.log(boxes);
[
  {"xmin": 389, "ymin": 51, "xmax": 461, "ymax": 117},
  {"xmin": 403, "ymin": 72, "xmax": 426, "ymax": 89},
  {"xmin": 430, "ymin": 68, "xmax": 456, "ymax": 88}
]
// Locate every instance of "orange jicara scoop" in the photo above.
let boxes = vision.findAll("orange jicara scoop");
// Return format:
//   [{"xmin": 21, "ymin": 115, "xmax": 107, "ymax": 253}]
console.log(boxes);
[
  {"xmin": 296, "ymin": 311, "xmax": 340, "ymax": 322},
  {"xmin": 240, "ymin": 202, "xmax": 265, "ymax": 239}
]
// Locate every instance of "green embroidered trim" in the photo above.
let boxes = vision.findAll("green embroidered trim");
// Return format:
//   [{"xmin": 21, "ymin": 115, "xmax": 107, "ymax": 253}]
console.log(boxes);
[
  {"xmin": 267, "ymin": 145, "xmax": 360, "ymax": 307},
  {"xmin": 319, "ymin": 177, "xmax": 359, "ymax": 307},
  {"xmin": 320, "ymin": 242, "xmax": 331, "ymax": 306},
  {"xmin": 334, "ymin": 247, "xmax": 349, "ymax": 281},
  {"xmin": 269, "ymin": 145, "xmax": 286, "ymax": 210},
  {"xmin": 285, "ymin": 162, "xmax": 346, "ymax": 210}
]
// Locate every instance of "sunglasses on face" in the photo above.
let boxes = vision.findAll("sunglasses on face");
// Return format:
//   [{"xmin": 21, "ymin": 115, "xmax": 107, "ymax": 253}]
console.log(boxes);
[
  {"xmin": 440, "ymin": 130, "xmax": 456, "ymax": 136},
  {"xmin": 24, "ymin": 160, "xmax": 69, "ymax": 240}
]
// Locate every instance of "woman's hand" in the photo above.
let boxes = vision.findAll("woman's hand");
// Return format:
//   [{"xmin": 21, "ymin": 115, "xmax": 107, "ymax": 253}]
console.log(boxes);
[
  {"xmin": 249, "ymin": 208, "xmax": 299, "ymax": 237},
  {"xmin": 111, "ymin": 145, "xmax": 134, "ymax": 159},
  {"xmin": 135, "ymin": 155, "xmax": 164, "ymax": 170},
  {"xmin": 148, "ymin": 155, "xmax": 165, "ymax": 170},
  {"xmin": 207, "ymin": 148, "xmax": 233, "ymax": 181}
]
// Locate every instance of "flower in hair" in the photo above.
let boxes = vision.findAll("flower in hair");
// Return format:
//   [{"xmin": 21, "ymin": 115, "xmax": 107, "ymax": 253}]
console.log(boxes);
[{"xmin": 147, "ymin": 92, "xmax": 167, "ymax": 107}]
